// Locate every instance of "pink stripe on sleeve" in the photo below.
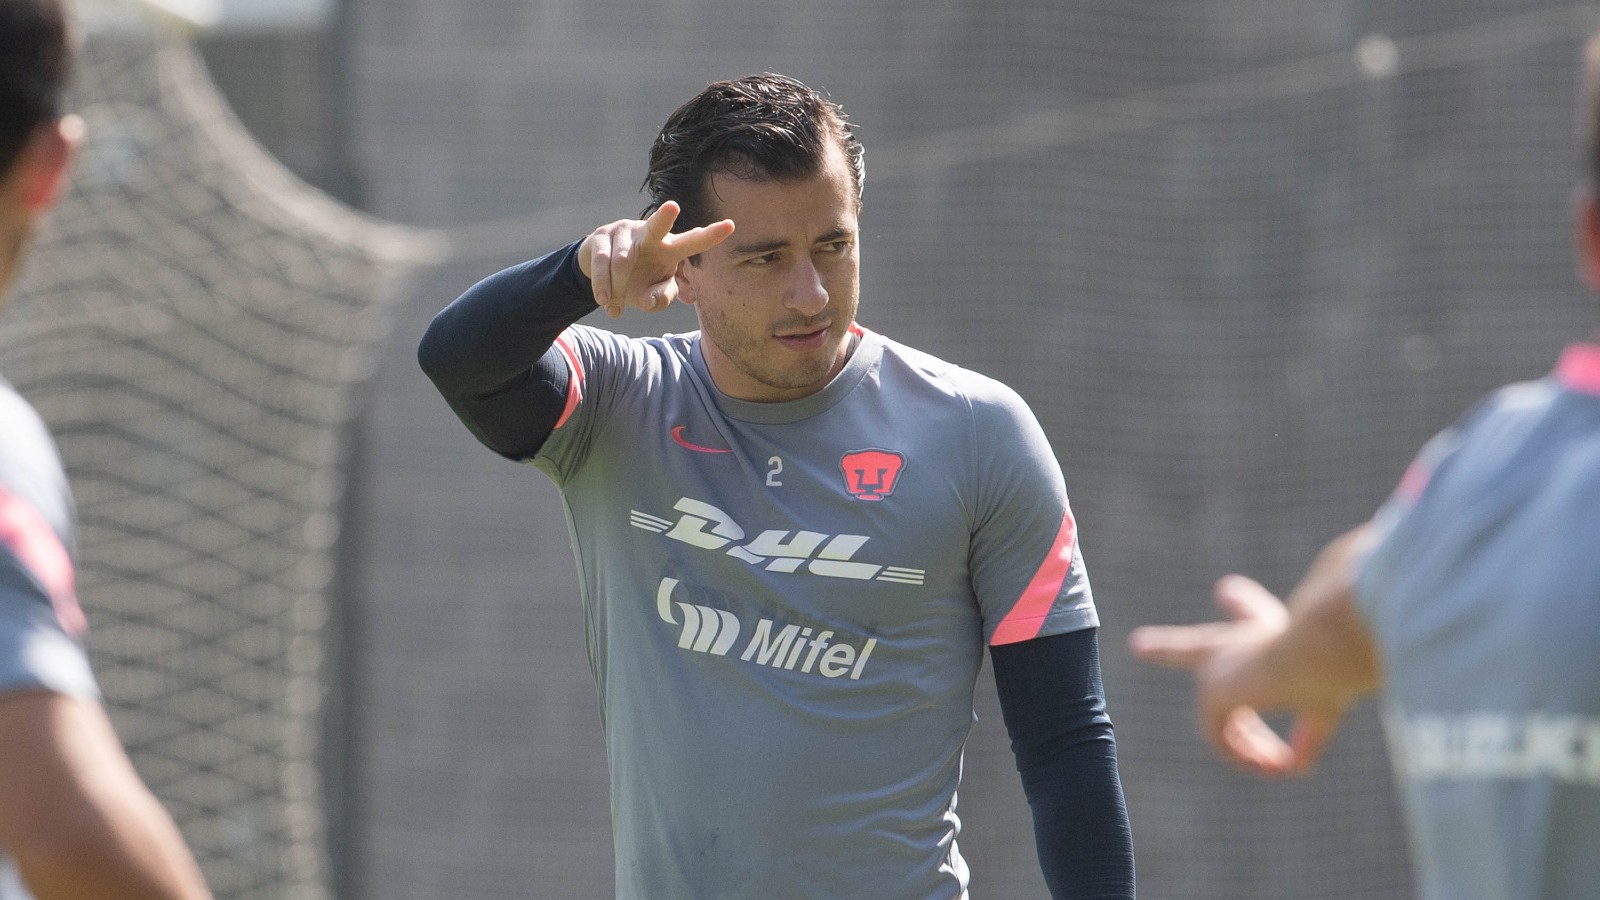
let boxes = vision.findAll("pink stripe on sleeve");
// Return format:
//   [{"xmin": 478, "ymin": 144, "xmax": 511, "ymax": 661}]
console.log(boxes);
[
  {"xmin": 552, "ymin": 332, "xmax": 586, "ymax": 431},
  {"xmin": 990, "ymin": 510, "xmax": 1078, "ymax": 646},
  {"xmin": 0, "ymin": 488, "xmax": 84, "ymax": 636}
]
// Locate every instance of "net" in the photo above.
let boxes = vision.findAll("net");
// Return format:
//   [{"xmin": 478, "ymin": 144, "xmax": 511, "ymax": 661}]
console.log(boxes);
[{"xmin": 1, "ymin": 10, "xmax": 434, "ymax": 897}]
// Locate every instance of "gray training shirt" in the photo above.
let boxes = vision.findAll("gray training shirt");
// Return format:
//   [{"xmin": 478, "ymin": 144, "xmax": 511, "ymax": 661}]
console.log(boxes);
[
  {"xmin": 534, "ymin": 323, "xmax": 1098, "ymax": 900},
  {"xmin": 1356, "ymin": 342, "xmax": 1600, "ymax": 900}
]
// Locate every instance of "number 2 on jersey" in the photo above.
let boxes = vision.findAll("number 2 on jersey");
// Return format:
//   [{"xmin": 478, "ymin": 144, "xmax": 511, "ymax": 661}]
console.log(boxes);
[{"xmin": 766, "ymin": 456, "xmax": 784, "ymax": 487}]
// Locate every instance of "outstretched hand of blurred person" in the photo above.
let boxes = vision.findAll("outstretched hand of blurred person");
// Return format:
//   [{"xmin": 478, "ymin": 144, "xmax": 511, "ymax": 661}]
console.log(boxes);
[
  {"xmin": 579, "ymin": 200, "xmax": 733, "ymax": 318},
  {"xmin": 1129, "ymin": 526, "xmax": 1381, "ymax": 778}
]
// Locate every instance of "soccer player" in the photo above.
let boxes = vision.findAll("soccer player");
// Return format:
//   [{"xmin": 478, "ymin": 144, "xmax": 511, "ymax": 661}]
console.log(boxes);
[
  {"xmin": 419, "ymin": 74, "xmax": 1135, "ymax": 898},
  {"xmin": 0, "ymin": 1, "xmax": 212, "ymax": 897},
  {"xmin": 1127, "ymin": 33, "xmax": 1600, "ymax": 900}
]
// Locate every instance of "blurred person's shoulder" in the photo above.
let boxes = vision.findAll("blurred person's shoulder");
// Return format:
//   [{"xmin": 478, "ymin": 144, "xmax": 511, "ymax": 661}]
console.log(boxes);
[{"xmin": 0, "ymin": 375, "xmax": 71, "ymax": 542}]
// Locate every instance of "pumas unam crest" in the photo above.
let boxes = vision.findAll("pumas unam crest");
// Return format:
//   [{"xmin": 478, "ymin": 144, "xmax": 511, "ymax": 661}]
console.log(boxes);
[{"xmin": 839, "ymin": 449, "xmax": 906, "ymax": 502}]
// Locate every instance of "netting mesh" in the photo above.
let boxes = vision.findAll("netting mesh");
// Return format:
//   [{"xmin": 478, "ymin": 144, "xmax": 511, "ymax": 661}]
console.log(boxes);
[{"xmin": 1, "ymin": 12, "xmax": 430, "ymax": 898}]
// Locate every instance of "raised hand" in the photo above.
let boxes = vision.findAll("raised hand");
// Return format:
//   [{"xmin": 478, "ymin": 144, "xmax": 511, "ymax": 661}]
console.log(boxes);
[
  {"xmin": 578, "ymin": 201, "xmax": 735, "ymax": 318},
  {"xmin": 1128, "ymin": 574, "xmax": 1353, "ymax": 778}
]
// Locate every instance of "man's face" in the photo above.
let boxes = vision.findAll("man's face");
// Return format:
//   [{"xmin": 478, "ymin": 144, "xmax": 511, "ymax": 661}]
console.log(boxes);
[{"xmin": 678, "ymin": 141, "xmax": 860, "ymax": 403}]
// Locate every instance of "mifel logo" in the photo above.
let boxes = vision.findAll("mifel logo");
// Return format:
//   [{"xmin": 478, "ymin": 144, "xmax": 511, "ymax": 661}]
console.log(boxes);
[
  {"xmin": 656, "ymin": 577, "xmax": 740, "ymax": 655},
  {"xmin": 654, "ymin": 577, "xmax": 877, "ymax": 679}
]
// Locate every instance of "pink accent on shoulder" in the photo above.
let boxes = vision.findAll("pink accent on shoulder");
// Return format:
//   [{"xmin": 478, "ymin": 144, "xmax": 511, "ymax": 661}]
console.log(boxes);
[
  {"xmin": 0, "ymin": 489, "xmax": 84, "ymax": 636},
  {"xmin": 990, "ymin": 509, "xmax": 1078, "ymax": 646},
  {"xmin": 1394, "ymin": 458, "xmax": 1432, "ymax": 504},
  {"xmin": 553, "ymin": 332, "xmax": 586, "ymax": 430},
  {"xmin": 1555, "ymin": 343, "xmax": 1600, "ymax": 396}
]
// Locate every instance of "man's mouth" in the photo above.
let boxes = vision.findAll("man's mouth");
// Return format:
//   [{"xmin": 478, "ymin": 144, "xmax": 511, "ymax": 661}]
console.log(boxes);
[{"xmin": 774, "ymin": 323, "xmax": 831, "ymax": 351}]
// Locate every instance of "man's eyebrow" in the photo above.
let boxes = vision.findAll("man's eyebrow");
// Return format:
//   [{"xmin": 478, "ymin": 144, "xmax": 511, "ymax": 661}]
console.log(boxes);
[
  {"xmin": 729, "ymin": 228, "xmax": 855, "ymax": 256},
  {"xmin": 729, "ymin": 237, "xmax": 790, "ymax": 256}
]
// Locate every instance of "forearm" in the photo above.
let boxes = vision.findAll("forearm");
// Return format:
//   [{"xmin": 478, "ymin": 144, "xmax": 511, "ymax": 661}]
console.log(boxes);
[
  {"xmin": 1, "ymin": 692, "xmax": 210, "ymax": 899},
  {"xmin": 17, "ymin": 787, "xmax": 210, "ymax": 900},
  {"xmin": 1020, "ymin": 735, "xmax": 1135, "ymax": 899},
  {"xmin": 417, "ymin": 240, "xmax": 596, "ymax": 398},
  {"xmin": 992, "ymin": 629, "xmax": 1135, "ymax": 899}
]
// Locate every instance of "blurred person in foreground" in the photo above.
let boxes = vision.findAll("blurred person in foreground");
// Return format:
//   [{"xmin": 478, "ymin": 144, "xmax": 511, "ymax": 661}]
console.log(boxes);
[
  {"xmin": 419, "ymin": 74, "xmax": 1134, "ymax": 898},
  {"xmin": 0, "ymin": 1, "xmax": 211, "ymax": 897},
  {"xmin": 1129, "ymin": 32, "xmax": 1600, "ymax": 900}
]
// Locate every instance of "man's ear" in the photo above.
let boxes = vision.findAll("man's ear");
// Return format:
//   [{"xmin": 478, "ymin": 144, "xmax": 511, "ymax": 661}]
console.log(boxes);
[
  {"xmin": 675, "ymin": 258, "xmax": 700, "ymax": 305},
  {"xmin": 15, "ymin": 116, "xmax": 82, "ymax": 215},
  {"xmin": 1575, "ymin": 186, "xmax": 1600, "ymax": 293}
]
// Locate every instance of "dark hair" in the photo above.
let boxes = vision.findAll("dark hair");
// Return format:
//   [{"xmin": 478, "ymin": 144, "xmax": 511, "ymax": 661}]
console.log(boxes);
[
  {"xmin": 0, "ymin": 0, "xmax": 71, "ymax": 176},
  {"xmin": 642, "ymin": 73, "xmax": 865, "ymax": 231}
]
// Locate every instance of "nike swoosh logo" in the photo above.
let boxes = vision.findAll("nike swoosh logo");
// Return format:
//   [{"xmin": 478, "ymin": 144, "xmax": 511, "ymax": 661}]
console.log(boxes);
[{"xmin": 671, "ymin": 425, "xmax": 733, "ymax": 454}]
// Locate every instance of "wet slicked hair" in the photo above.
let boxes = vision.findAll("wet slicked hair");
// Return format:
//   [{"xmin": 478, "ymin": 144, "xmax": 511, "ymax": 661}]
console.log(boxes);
[
  {"xmin": 0, "ymin": 0, "xmax": 71, "ymax": 177},
  {"xmin": 642, "ymin": 73, "xmax": 865, "ymax": 232}
]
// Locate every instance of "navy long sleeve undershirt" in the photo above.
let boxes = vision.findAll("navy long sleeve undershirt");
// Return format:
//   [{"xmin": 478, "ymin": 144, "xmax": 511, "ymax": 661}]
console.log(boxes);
[
  {"xmin": 418, "ymin": 246, "xmax": 1135, "ymax": 898},
  {"xmin": 417, "ymin": 240, "xmax": 592, "ymax": 460},
  {"xmin": 991, "ymin": 628, "xmax": 1136, "ymax": 898}
]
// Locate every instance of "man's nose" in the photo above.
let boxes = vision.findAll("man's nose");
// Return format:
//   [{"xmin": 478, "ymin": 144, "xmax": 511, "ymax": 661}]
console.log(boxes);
[{"xmin": 786, "ymin": 259, "xmax": 828, "ymax": 315}]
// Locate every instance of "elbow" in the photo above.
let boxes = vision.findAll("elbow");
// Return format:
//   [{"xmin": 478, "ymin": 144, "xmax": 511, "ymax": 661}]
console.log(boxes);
[
  {"xmin": 417, "ymin": 310, "xmax": 480, "ymax": 400},
  {"xmin": 416, "ymin": 312, "xmax": 453, "ymax": 384}
]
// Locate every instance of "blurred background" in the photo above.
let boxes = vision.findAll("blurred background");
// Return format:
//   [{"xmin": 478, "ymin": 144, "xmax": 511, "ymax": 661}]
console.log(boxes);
[{"xmin": 5, "ymin": 0, "xmax": 1599, "ymax": 897}]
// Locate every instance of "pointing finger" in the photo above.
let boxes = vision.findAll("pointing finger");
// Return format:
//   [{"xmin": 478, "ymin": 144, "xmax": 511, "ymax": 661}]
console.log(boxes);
[
  {"xmin": 642, "ymin": 201, "xmax": 682, "ymax": 245},
  {"xmin": 1213, "ymin": 574, "xmax": 1289, "ymax": 627},
  {"xmin": 1128, "ymin": 622, "xmax": 1237, "ymax": 670},
  {"xmin": 665, "ymin": 218, "xmax": 736, "ymax": 258}
]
